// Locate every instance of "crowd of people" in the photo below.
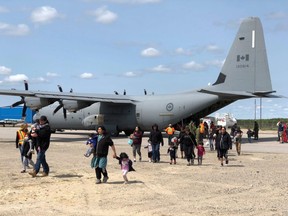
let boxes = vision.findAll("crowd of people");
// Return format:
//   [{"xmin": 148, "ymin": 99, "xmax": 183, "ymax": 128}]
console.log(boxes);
[{"xmin": 16, "ymin": 117, "xmax": 286, "ymax": 184}]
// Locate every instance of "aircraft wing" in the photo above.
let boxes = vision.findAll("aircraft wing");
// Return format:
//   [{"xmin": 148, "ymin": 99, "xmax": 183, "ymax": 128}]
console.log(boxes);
[{"xmin": 0, "ymin": 89, "xmax": 137, "ymax": 104}]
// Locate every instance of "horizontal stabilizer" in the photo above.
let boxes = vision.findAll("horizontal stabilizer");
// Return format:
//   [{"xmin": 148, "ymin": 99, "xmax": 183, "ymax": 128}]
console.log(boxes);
[{"xmin": 198, "ymin": 89, "xmax": 283, "ymax": 98}]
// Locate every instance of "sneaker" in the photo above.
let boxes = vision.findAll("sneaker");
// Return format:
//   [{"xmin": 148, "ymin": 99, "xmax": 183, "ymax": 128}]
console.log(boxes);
[
  {"xmin": 221, "ymin": 163, "xmax": 223, "ymax": 166},
  {"xmin": 42, "ymin": 172, "xmax": 48, "ymax": 177},
  {"xmin": 187, "ymin": 162, "xmax": 191, "ymax": 166},
  {"xmin": 123, "ymin": 181, "xmax": 129, "ymax": 184},
  {"xmin": 95, "ymin": 179, "xmax": 101, "ymax": 184},
  {"xmin": 225, "ymin": 160, "xmax": 229, "ymax": 164},
  {"xmin": 139, "ymin": 157, "xmax": 142, "ymax": 162},
  {"xmin": 133, "ymin": 159, "xmax": 136, "ymax": 162},
  {"xmin": 103, "ymin": 176, "xmax": 109, "ymax": 183},
  {"xmin": 20, "ymin": 170, "xmax": 26, "ymax": 173},
  {"xmin": 29, "ymin": 170, "xmax": 37, "ymax": 178}
]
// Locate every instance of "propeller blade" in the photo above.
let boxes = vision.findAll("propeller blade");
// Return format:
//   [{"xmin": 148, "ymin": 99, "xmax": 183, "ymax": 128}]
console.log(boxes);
[
  {"xmin": 70, "ymin": 88, "xmax": 73, "ymax": 93},
  {"xmin": 24, "ymin": 80, "xmax": 28, "ymax": 91},
  {"xmin": 11, "ymin": 100, "xmax": 24, "ymax": 107},
  {"xmin": 124, "ymin": 89, "xmax": 126, "ymax": 95},
  {"xmin": 63, "ymin": 108, "xmax": 67, "ymax": 119},
  {"xmin": 53, "ymin": 103, "xmax": 63, "ymax": 115},
  {"xmin": 57, "ymin": 85, "xmax": 63, "ymax": 92},
  {"xmin": 22, "ymin": 104, "xmax": 27, "ymax": 118}
]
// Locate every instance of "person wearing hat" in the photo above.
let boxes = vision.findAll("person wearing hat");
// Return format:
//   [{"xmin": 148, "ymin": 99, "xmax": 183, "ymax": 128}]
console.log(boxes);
[
  {"xmin": 29, "ymin": 115, "xmax": 51, "ymax": 177},
  {"xmin": 16, "ymin": 123, "xmax": 29, "ymax": 168}
]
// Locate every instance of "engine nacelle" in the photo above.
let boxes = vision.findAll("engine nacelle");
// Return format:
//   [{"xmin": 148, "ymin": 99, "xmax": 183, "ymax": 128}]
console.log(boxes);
[
  {"xmin": 25, "ymin": 97, "xmax": 54, "ymax": 110},
  {"xmin": 82, "ymin": 114, "xmax": 104, "ymax": 127},
  {"xmin": 62, "ymin": 100, "xmax": 91, "ymax": 112}
]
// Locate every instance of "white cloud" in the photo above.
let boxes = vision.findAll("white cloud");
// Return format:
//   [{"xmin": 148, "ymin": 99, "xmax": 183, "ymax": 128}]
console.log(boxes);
[
  {"xmin": 141, "ymin": 47, "xmax": 160, "ymax": 57},
  {"xmin": 31, "ymin": 6, "xmax": 60, "ymax": 24},
  {"xmin": 46, "ymin": 72, "xmax": 59, "ymax": 77},
  {"xmin": 0, "ymin": 22, "xmax": 30, "ymax": 36},
  {"xmin": 123, "ymin": 71, "xmax": 138, "ymax": 77},
  {"xmin": 151, "ymin": 65, "xmax": 171, "ymax": 72},
  {"xmin": 205, "ymin": 59, "xmax": 224, "ymax": 68},
  {"xmin": 175, "ymin": 47, "xmax": 192, "ymax": 55},
  {"xmin": 206, "ymin": 44, "xmax": 221, "ymax": 52},
  {"xmin": 34, "ymin": 77, "xmax": 48, "ymax": 82},
  {"xmin": 80, "ymin": 72, "xmax": 94, "ymax": 79},
  {"xmin": 182, "ymin": 61, "xmax": 205, "ymax": 71},
  {"xmin": 4, "ymin": 74, "xmax": 28, "ymax": 82},
  {"xmin": 90, "ymin": 6, "xmax": 118, "ymax": 24},
  {"xmin": 0, "ymin": 66, "xmax": 12, "ymax": 75}
]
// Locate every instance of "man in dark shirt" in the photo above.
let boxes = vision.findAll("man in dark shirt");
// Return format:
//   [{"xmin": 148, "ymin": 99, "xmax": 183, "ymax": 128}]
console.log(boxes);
[
  {"xmin": 29, "ymin": 115, "xmax": 51, "ymax": 177},
  {"xmin": 219, "ymin": 127, "xmax": 232, "ymax": 166}
]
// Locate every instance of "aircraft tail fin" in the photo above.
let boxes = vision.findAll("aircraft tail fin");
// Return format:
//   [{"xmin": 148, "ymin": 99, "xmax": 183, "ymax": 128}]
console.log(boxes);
[{"xmin": 200, "ymin": 17, "xmax": 274, "ymax": 97}]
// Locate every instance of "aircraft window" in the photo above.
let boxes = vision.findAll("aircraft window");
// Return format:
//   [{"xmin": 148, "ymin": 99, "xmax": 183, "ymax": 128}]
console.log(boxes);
[{"xmin": 239, "ymin": 37, "xmax": 245, "ymax": 40}]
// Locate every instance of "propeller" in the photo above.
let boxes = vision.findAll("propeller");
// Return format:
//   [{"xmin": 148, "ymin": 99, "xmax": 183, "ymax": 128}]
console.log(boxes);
[
  {"xmin": 11, "ymin": 80, "xmax": 28, "ymax": 118},
  {"xmin": 53, "ymin": 85, "xmax": 67, "ymax": 119}
]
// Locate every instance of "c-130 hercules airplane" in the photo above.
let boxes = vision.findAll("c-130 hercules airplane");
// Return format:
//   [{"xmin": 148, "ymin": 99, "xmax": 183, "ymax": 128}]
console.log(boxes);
[{"xmin": 0, "ymin": 17, "xmax": 279, "ymax": 135}]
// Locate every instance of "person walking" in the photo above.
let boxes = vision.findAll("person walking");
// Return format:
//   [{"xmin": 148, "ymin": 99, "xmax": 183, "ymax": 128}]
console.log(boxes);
[
  {"xmin": 234, "ymin": 126, "xmax": 243, "ymax": 155},
  {"xmin": 91, "ymin": 126, "xmax": 117, "ymax": 184},
  {"xmin": 219, "ymin": 127, "xmax": 232, "ymax": 166},
  {"xmin": 16, "ymin": 123, "xmax": 29, "ymax": 167},
  {"xmin": 214, "ymin": 126, "xmax": 222, "ymax": 160},
  {"xmin": 253, "ymin": 121, "xmax": 259, "ymax": 140},
  {"xmin": 179, "ymin": 127, "xmax": 196, "ymax": 166},
  {"xmin": 29, "ymin": 115, "xmax": 51, "ymax": 177},
  {"xmin": 131, "ymin": 126, "xmax": 143, "ymax": 162},
  {"xmin": 148, "ymin": 124, "xmax": 164, "ymax": 163},
  {"xmin": 165, "ymin": 124, "xmax": 175, "ymax": 146},
  {"xmin": 196, "ymin": 143, "xmax": 205, "ymax": 165}
]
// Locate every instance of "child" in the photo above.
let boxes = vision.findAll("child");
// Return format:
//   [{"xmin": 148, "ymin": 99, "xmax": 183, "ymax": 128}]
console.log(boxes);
[
  {"xmin": 208, "ymin": 128, "xmax": 214, "ymax": 151},
  {"xmin": 196, "ymin": 143, "xmax": 205, "ymax": 165},
  {"xmin": 116, "ymin": 152, "xmax": 135, "ymax": 184},
  {"xmin": 167, "ymin": 137, "xmax": 177, "ymax": 164},
  {"xmin": 21, "ymin": 134, "xmax": 35, "ymax": 173},
  {"xmin": 144, "ymin": 142, "xmax": 153, "ymax": 162},
  {"xmin": 246, "ymin": 128, "xmax": 253, "ymax": 143},
  {"xmin": 84, "ymin": 133, "xmax": 97, "ymax": 157}
]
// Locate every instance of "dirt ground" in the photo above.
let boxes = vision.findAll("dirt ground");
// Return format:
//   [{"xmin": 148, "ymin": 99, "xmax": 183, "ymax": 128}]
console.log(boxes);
[{"xmin": 0, "ymin": 127, "xmax": 287, "ymax": 216}]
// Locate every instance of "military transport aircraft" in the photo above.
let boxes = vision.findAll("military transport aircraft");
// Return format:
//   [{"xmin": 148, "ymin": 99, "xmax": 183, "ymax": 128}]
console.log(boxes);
[{"xmin": 0, "ymin": 17, "xmax": 279, "ymax": 135}]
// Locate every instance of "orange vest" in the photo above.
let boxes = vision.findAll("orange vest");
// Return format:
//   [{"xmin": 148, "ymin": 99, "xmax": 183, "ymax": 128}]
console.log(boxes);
[
  {"xmin": 17, "ymin": 130, "xmax": 26, "ymax": 145},
  {"xmin": 165, "ymin": 127, "xmax": 175, "ymax": 135}
]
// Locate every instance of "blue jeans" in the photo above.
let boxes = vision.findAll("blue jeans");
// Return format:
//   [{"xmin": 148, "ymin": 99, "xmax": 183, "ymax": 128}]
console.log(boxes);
[
  {"xmin": 35, "ymin": 150, "xmax": 49, "ymax": 174},
  {"xmin": 152, "ymin": 143, "xmax": 160, "ymax": 162}
]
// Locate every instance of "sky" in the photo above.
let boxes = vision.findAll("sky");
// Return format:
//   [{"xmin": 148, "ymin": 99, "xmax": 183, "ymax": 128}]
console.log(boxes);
[{"xmin": 0, "ymin": 0, "xmax": 287, "ymax": 120}]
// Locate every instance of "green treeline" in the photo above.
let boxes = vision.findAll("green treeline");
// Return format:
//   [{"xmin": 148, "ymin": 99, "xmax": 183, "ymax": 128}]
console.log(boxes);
[{"xmin": 237, "ymin": 118, "xmax": 288, "ymax": 130}]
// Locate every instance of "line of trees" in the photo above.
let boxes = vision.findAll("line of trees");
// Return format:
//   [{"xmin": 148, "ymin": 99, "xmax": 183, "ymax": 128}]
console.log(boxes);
[{"xmin": 237, "ymin": 118, "xmax": 288, "ymax": 130}]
